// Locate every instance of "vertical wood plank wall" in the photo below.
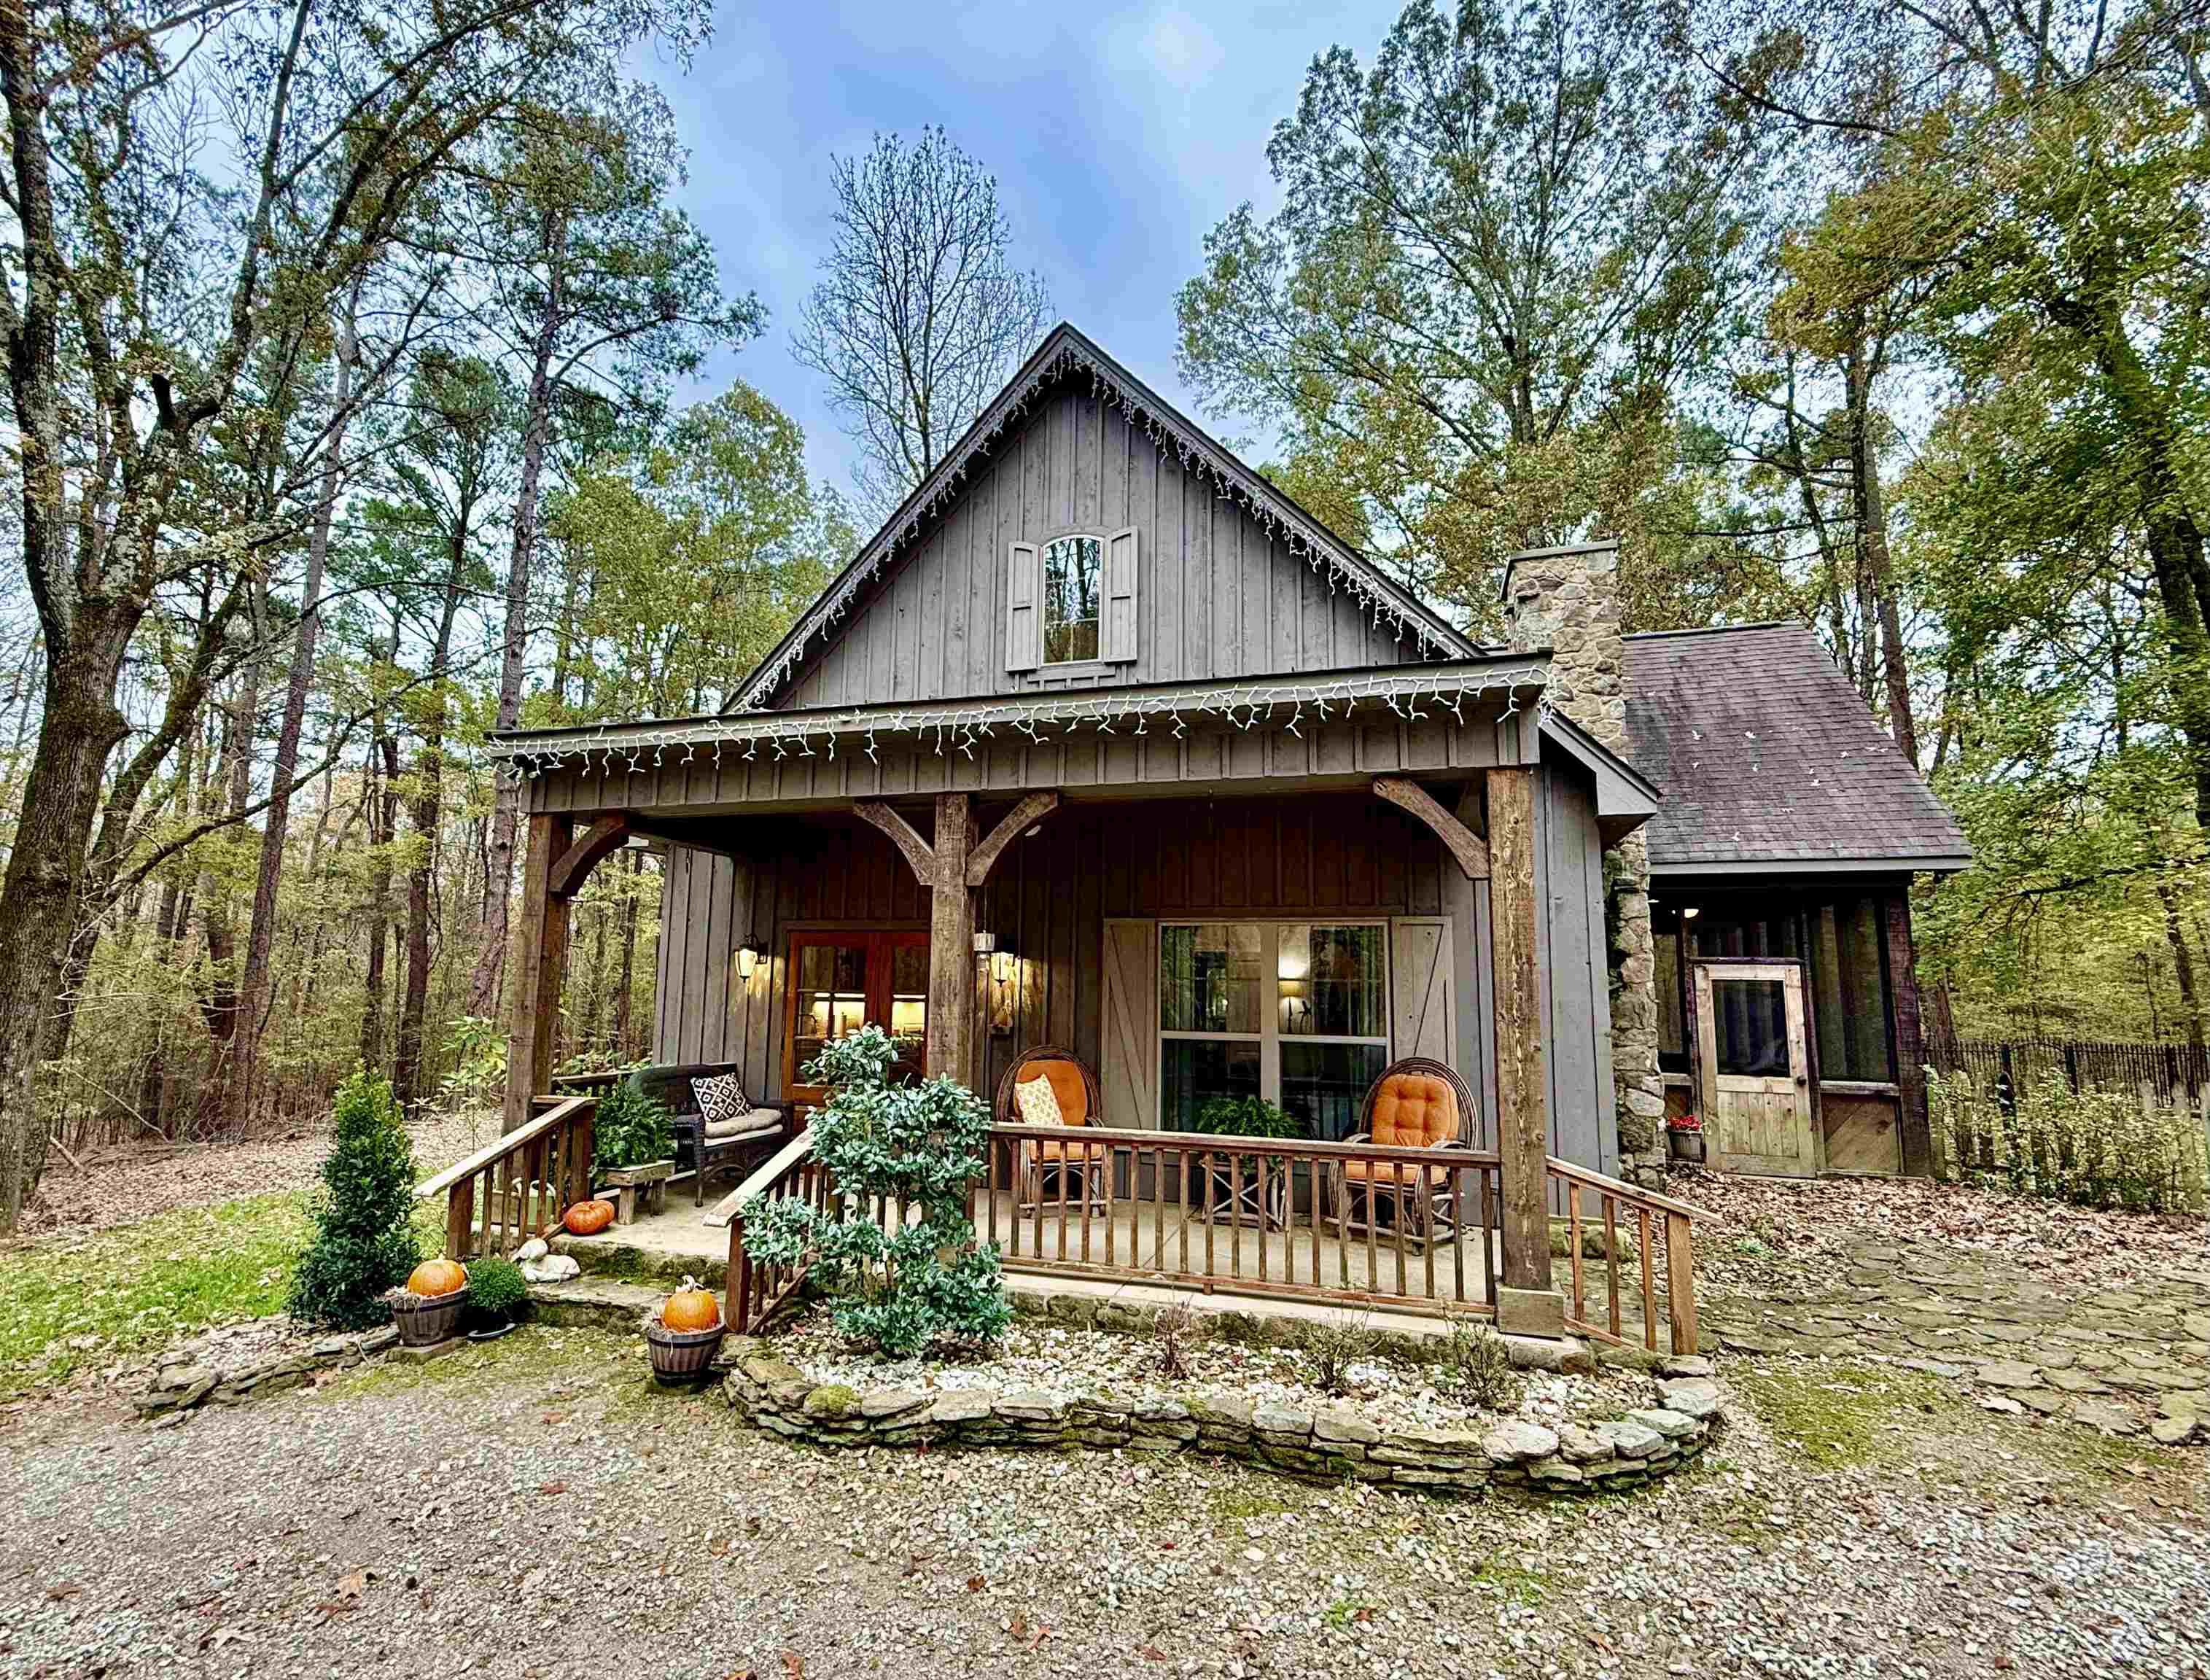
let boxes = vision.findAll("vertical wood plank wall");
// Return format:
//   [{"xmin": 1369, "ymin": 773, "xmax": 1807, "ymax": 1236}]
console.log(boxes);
[
  {"xmin": 783, "ymin": 384, "xmax": 1429, "ymax": 710},
  {"xmin": 648, "ymin": 766, "xmax": 1626, "ymax": 1175}
]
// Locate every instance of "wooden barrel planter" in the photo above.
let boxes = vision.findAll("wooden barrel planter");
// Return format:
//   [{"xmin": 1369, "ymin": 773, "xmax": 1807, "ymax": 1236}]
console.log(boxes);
[
  {"xmin": 643, "ymin": 1318, "xmax": 725, "ymax": 1384},
  {"xmin": 392, "ymin": 1288, "xmax": 467, "ymax": 1348}
]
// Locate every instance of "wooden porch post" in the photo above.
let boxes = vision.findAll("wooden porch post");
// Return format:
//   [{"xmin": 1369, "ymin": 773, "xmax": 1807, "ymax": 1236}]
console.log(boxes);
[
  {"xmin": 503, "ymin": 812, "xmax": 574, "ymax": 1135},
  {"xmin": 926, "ymin": 794, "xmax": 976, "ymax": 1089},
  {"xmin": 1485, "ymin": 766, "xmax": 1556, "ymax": 1307}
]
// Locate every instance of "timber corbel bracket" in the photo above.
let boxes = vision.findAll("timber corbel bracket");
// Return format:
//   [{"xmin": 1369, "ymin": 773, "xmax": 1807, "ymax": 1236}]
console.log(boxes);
[{"xmin": 1371, "ymin": 776, "xmax": 1490, "ymax": 880}]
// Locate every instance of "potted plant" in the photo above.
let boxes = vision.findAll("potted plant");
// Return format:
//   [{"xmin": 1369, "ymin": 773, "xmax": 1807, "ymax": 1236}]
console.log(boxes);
[
  {"xmin": 466, "ymin": 1255, "xmax": 529, "ymax": 1340},
  {"xmin": 642, "ymin": 1277, "xmax": 725, "ymax": 1383},
  {"xmin": 591, "ymin": 1081, "xmax": 677, "ymax": 1222},
  {"xmin": 387, "ymin": 1257, "xmax": 468, "ymax": 1348},
  {"xmin": 1187, "ymin": 1095, "xmax": 1307, "ymax": 1227},
  {"xmin": 1667, "ymin": 1113, "xmax": 1705, "ymax": 1164}
]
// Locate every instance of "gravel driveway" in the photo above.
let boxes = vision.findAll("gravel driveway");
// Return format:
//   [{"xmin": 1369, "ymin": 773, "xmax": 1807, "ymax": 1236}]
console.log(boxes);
[{"xmin": 3, "ymin": 1326, "xmax": 2205, "ymax": 1679}]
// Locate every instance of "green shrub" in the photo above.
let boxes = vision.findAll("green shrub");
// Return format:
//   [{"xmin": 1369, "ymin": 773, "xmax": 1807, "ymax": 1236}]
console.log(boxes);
[
  {"xmin": 1189, "ymin": 1095, "xmax": 1305, "ymax": 1140},
  {"xmin": 289, "ymin": 1067, "xmax": 420, "ymax": 1329},
  {"xmin": 1929, "ymin": 1068, "xmax": 2209, "ymax": 1216},
  {"xmin": 740, "ymin": 1025, "xmax": 1008, "ymax": 1356},
  {"xmin": 467, "ymin": 1255, "xmax": 529, "ymax": 1324},
  {"xmin": 591, "ymin": 1079, "xmax": 674, "ymax": 1182},
  {"xmin": 1299, "ymin": 1310, "xmax": 1376, "ymax": 1396}
]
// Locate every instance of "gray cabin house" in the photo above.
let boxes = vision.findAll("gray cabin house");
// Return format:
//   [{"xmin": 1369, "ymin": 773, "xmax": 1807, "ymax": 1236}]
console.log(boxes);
[{"xmin": 480, "ymin": 324, "xmax": 1966, "ymax": 1345}]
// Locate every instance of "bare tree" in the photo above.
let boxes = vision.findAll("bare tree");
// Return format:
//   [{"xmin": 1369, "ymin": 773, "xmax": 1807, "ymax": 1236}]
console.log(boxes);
[{"xmin": 793, "ymin": 128, "xmax": 1051, "ymax": 517}]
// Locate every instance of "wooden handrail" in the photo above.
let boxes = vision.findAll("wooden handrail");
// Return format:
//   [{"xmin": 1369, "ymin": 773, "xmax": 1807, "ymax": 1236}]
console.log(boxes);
[
  {"xmin": 704, "ymin": 1127, "xmax": 815, "ymax": 1228},
  {"xmin": 1544, "ymin": 1155, "xmax": 1713, "ymax": 1222},
  {"xmin": 416, "ymin": 1094, "xmax": 593, "ymax": 1200}
]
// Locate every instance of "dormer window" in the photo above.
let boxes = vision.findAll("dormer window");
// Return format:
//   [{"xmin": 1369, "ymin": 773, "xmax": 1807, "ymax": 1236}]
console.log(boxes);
[
  {"xmin": 1005, "ymin": 526, "xmax": 1138, "ymax": 672},
  {"xmin": 1043, "ymin": 535, "xmax": 1102, "ymax": 663}
]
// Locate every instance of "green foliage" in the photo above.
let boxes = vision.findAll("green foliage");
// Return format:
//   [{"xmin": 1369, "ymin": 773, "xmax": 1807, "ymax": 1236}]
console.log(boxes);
[
  {"xmin": 434, "ymin": 1016, "xmax": 508, "ymax": 1117},
  {"xmin": 1188, "ymin": 1096, "xmax": 1305, "ymax": 1140},
  {"xmin": 467, "ymin": 1255, "xmax": 530, "ymax": 1322},
  {"xmin": 591, "ymin": 1081, "xmax": 675, "ymax": 1181},
  {"xmin": 740, "ymin": 1024, "xmax": 1009, "ymax": 1356},
  {"xmin": 1929, "ymin": 1070, "xmax": 2209, "ymax": 1216},
  {"xmin": 288, "ymin": 1068, "xmax": 421, "ymax": 1329}
]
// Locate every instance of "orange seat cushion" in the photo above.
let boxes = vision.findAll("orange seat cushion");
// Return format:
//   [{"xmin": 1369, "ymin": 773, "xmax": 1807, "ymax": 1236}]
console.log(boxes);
[
  {"xmin": 1369, "ymin": 1072, "xmax": 1458, "ymax": 1148},
  {"xmin": 1342, "ymin": 1158, "xmax": 1453, "ymax": 1189},
  {"xmin": 1027, "ymin": 1138, "xmax": 1097, "ymax": 1162},
  {"xmin": 1017, "ymin": 1059, "xmax": 1089, "ymax": 1127}
]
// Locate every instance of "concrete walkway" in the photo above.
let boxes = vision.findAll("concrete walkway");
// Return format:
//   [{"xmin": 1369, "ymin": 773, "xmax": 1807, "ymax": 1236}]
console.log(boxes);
[{"xmin": 1700, "ymin": 1236, "xmax": 2210, "ymax": 1444}]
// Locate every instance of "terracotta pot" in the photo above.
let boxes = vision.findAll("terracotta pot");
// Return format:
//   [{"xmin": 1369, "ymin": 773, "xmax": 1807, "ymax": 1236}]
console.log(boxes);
[
  {"xmin": 643, "ymin": 1316, "xmax": 725, "ymax": 1384},
  {"xmin": 392, "ymin": 1287, "xmax": 467, "ymax": 1347}
]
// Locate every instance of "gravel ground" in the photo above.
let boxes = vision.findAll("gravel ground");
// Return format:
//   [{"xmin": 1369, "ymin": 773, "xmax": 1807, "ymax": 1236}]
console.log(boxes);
[
  {"xmin": 3, "ymin": 1327, "xmax": 2205, "ymax": 1679},
  {"xmin": 777, "ymin": 1305, "xmax": 1649, "ymax": 1432},
  {"xmin": 13, "ymin": 1113, "xmax": 491, "ymax": 1240}
]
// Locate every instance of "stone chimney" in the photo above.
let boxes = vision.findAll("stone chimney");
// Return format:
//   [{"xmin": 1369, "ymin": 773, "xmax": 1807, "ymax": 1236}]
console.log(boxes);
[{"xmin": 1500, "ymin": 541, "xmax": 1667, "ymax": 1183}]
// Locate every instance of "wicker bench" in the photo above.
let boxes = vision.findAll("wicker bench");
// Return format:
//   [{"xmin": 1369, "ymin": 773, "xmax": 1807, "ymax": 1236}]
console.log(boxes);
[{"xmin": 625, "ymin": 1060, "xmax": 787, "ymax": 1207}]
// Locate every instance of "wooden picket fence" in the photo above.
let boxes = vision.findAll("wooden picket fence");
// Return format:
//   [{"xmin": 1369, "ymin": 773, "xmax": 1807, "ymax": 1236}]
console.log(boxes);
[{"xmin": 1927, "ymin": 1033, "xmax": 2208, "ymax": 1113}]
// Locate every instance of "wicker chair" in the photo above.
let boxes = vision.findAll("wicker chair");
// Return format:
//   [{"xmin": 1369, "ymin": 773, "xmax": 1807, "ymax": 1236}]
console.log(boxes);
[
  {"xmin": 995, "ymin": 1045, "xmax": 1108, "ymax": 1214},
  {"xmin": 1330, "ymin": 1057, "xmax": 1476, "ymax": 1245}
]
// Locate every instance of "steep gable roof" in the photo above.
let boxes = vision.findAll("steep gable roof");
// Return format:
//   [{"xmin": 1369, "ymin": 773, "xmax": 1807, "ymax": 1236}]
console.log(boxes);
[
  {"xmin": 1622, "ymin": 622, "xmax": 1972, "ymax": 875},
  {"xmin": 728, "ymin": 322, "xmax": 1476, "ymax": 712}
]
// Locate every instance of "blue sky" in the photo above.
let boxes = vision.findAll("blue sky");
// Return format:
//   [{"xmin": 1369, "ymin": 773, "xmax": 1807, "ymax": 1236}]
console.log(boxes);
[{"xmin": 647, "ymin": 1, "xmax": 1401, "ymax": 501}]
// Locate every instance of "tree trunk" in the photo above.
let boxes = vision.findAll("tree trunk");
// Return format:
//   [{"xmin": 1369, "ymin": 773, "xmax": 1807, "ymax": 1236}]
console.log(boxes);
[
  {"xmin": 1843, "ymin": 334, "xmax": 1919, "ymax": 766},
  {"xmin": 233, "ymin": 305, "xmax": 359, "ymax": 1127},
  {"xmin": 613, "ymin": 851, "xmax": 640, "ymax": 1058},
  {"xmin": 394, "ymin": 537, "xmax": 470, "ymax": 1108},
  {"xmin": 467, "ymin": 211, "xmax": 569, "ymax": 1020},
  {"xmin": 2158, "ymin": 879, "xmax": 2207, "ymax": 1049}
]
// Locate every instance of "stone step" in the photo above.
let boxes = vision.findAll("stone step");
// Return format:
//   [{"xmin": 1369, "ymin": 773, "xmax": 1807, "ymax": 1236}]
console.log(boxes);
[{"xmin": 529, "ymin": 1275, "xmax": 664, "ymax": 1333}]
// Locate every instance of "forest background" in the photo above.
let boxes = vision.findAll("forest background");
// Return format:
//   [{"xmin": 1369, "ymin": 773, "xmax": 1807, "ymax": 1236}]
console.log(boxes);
[{"xmin": 0, "ymin": 0, "xmax": 2201, "ymax": 1229}]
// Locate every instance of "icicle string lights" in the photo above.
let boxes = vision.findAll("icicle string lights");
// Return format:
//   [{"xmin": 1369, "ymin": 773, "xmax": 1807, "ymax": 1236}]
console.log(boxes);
[
  {"xmin": 494, "ymin": 663, "xmax": 1558, "ymax": 785},
  {"xmin": 727, "ymin": 339, "xmax": 1467, "ymax": 712}
]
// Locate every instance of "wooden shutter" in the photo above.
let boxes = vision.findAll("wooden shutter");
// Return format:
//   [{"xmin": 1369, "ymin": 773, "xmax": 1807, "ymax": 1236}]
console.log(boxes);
[
  {"xmin": 1390, "ymin": 916, "xmax": 1456, "ymax": 1065},
  {"xmin": 1101, "ymin": 525, "xmax": 1140, "ymax": 663},
  {"xmin": 1100, "ymin": 919, "xmax": 1157, "ymax": 1129},
  {"xmin": 1005, "ymin": 540, "xmax": 1042, "ymax": 672}
]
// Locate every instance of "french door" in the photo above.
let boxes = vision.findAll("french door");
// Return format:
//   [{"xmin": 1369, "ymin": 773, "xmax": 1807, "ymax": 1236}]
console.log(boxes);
[{"xmin": 783, "ymin": 929, "xmax": 930, "ymax": 1106}]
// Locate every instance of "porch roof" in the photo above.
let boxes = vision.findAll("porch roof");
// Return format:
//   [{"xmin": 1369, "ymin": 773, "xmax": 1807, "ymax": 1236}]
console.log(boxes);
[{"xmin": 490, "ymin": 653, "xmax": 1552, "ymax": 774}]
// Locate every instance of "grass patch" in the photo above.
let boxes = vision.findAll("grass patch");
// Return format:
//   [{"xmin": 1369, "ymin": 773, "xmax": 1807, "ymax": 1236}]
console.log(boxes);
[
  {"xmin": 1729, "ymin": 1358, "xmax": 1956, "ymax": 1469},
  {"xmin": 1207, "ymin": 1477, "xmax": 1305, "ymax": 1526},
  {"xmin": 324, "ymin": 1323, "xmax": 623, "ymax": 1402},
  {"xmin": 1471, "ymin": 1558, "xmax": 1548, "ymax": 1606},
  {"xmin": 0, "ymin": 1192, "xmax": 312, "ymax": 1396}
]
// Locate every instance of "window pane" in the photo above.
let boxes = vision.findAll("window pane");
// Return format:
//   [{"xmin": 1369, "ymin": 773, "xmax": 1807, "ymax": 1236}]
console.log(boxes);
[
  {"xmin": 1043, "ymin": 535, "xmax": 1101, "ymax": 663},
  {"xmin": 1162, "ymin": 1039, "xmax": 1261, "ymax": 1131},
  {"xmin": 1281, "ymin": 1041, "xmax": 1388, "ymax": 1142},
  {"xmin": 888, "ymin": 941, "xmax": 927, "ymax": 1080},
  {"xmin": 795, "ymin": 940, "xmax": 871, "ymax": 1078},
  {"xmin": 1160, "ymin": 923, "xmax": 1261, "ymax": 1033},
  {"xmin": 1278, "ymin": 923, "xmax": 1385, "ymax": 1038},
  {"xmin": 1712, "ymin": 979, "xmax": 1790, "ymax": 1076},
  {"xmin": 1810, "ymin": 898, "xmax": 1892, "ymax": 1082}
]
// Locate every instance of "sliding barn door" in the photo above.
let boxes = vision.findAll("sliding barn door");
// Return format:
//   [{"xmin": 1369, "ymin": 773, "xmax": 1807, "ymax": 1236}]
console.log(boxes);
[{"xmin": 1100, "ymin": 919, "xmax": 1156, "ymax": 1131}]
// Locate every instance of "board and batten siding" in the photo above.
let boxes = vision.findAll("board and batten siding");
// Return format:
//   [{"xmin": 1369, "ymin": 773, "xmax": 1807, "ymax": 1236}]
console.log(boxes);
[
  {"xmin": 647, "ymin": 768, "xmax": 1615, "ymax": 1173},
  {"xmin": 780, "ymin": 383, "xmax": 1432, "ymax": 710}
]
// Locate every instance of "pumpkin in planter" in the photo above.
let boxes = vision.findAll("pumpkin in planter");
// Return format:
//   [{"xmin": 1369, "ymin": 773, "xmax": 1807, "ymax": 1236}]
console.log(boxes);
[
  {"xmin": 563, "ymin": 1198, "xmax": 616, "ymax": 1236},
  {"xmin": 405, "ymin": 1257, "xmax": 467, "ymax": 1299},
  {"xmin": 660, "ymin": 1282, "xmax": 721, "ymax": 1333}
]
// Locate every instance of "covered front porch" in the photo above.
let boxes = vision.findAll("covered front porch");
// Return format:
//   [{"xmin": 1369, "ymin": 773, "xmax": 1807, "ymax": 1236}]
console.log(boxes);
[{"xmin": 456, "ymin": 664, "xmax": 1704, "ymax": 1354}]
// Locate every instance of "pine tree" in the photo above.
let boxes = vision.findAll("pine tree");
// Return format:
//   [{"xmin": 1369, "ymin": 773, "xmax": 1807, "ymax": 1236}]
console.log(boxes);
[{"xmin": 289, "ymin": 1068, "xmax": 421, "ymax": 1328}]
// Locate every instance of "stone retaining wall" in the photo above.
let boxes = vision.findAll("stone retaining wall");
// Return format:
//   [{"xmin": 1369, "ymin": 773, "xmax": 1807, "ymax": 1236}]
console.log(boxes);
[
  {"xmin": 720, "ymin": 1338, "xmax": 1727, "ymax": 1497},
  {"xmin": 136, "ymin": 1326, "xmax": 399, "ymax": 1420}
]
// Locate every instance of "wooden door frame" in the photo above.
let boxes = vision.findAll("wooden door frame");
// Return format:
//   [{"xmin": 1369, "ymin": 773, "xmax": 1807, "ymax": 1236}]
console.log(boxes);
[
  {"xmin": 781, "ymin": 924, "xmax": 930, "ymax": 1106},
  {"xmin": 1691, "ymin": 957, "xmax": 1821, "ymax": 1177}
]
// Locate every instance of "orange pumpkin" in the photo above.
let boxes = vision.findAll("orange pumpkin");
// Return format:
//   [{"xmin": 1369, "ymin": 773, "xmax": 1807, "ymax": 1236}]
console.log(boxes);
[
  {"xmin": 406, "ymin": 1257, "xmax": 467, "ymax": 1298},
  {"xmin": 661, "ymin": 1280, "xmax": 721, "ymax": 1333},
  {"xmin": 563, "ymin": 1199, "xmax": 616, "ymax": 1236}
]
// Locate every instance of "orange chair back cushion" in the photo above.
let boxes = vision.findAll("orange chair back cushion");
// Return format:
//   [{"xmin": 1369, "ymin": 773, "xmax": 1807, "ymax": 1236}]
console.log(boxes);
[
  {"xmin": 1369, "ymin": 1073, "xmax": 1458, "ymax": 1148},
  {"xmin": 1019, "ymin": 1058, "xmax": 1089, "ymax": 1127}
]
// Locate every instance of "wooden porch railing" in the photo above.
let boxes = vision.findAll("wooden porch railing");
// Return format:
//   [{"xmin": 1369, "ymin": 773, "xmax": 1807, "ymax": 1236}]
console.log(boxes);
[
  {"xmin": 1546, "ymin": 1156, "xmax": 1708, "ymax": 1355},
  {"xmin": 417, "ymin": 1094, "xmax": 596, "ymax": 1260},
  {"xmin": 981, "ymin": 1123, "xmax": 1509, "ymax": 1318},
  {"xmin": 706, "ymin": 1128, "xmax": 824, "ymax": 1334}
]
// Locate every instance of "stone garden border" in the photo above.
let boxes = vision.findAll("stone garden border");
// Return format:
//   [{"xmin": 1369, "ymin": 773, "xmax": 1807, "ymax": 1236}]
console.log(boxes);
[
  {"xmin": 720, "ymin": 1337, "xmax": 1728, "ymax": 1497},
  {"xmin": 136, "ymin": 1325, "xmax": 399, "ymax": 1420}
]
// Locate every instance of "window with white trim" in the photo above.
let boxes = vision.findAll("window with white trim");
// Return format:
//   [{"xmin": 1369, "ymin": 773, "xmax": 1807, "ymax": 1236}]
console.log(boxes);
[{"xmin": 1158, "ymin": 920, "xmax": 1391, "ymax": 1140}]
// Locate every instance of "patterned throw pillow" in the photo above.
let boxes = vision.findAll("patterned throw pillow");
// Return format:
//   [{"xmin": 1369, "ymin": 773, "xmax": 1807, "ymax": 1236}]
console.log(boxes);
[
  {"xmin": 692, "ymin": 1072, "xmax": 752, "ymax": 1126},
  {"xmin": 1013, "ymin": 1073, "xmax": 1065, "ymax": 1129}
]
